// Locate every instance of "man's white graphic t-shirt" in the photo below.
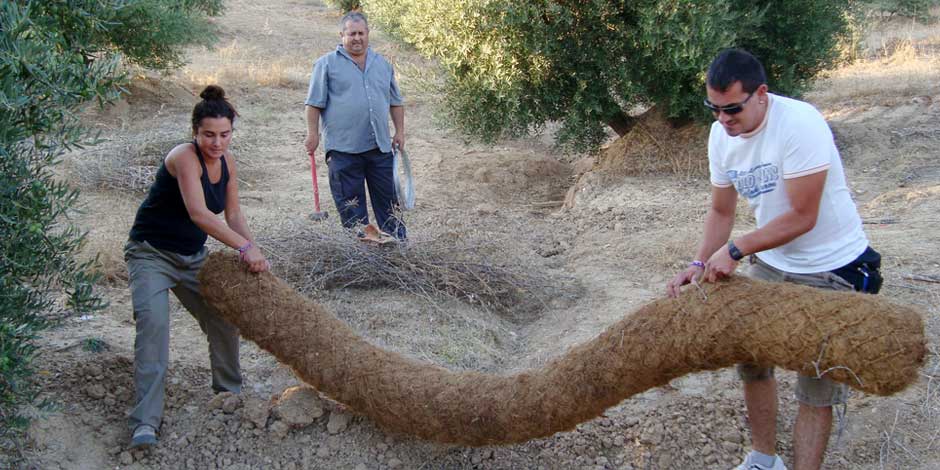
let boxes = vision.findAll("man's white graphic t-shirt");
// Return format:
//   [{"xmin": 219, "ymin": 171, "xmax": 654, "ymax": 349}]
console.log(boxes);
[{"xmin": 708, "ymin": 93, "xmax": 868, "ymax": 273}]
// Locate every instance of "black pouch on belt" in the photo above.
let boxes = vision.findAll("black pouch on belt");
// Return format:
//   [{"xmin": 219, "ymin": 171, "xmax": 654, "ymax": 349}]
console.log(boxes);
[{"xmin": 830, "ymin": 246, "xmax": 883, "ymax": 294}]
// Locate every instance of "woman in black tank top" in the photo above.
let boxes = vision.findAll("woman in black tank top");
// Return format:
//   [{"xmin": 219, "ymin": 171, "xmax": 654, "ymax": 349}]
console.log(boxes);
[{"xmin": 124, "ymin": 85, "xmax": 268, "ymax": 449}]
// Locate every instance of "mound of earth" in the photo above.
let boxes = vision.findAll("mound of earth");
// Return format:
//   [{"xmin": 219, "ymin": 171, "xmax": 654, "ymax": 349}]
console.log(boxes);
[{"xmin": 594, "ymin": 107, "xmax": 709, "ymax": 177}]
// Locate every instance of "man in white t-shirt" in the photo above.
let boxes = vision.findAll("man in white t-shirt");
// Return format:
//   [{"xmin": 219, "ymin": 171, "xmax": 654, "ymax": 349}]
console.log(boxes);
[{"xmin": 667, "ymin": 49, "xmax": 883, "ymax": 470}]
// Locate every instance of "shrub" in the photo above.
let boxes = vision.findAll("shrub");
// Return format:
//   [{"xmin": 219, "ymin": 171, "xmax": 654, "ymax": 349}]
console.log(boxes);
[
  {"xmin": 28, "ymin": 0, "xmax": 223, "ymax": 71},
  {"xmin": 0, "ymin": 0, "xmax": 221, "ymax": 463},
  {"xmin": 1, "ymin": 4, "xmax": 112, "ymax": 460},
  {"xmin": 325, "ymin": 0, "xmax": 362, "ymax": 13},
  {"xmin": 869, "ymin": 0, "xmax": 940, "ymax": 19},
  {"xmin": 363, "ymin": 0, "xmax": 855, "ymax": 153}
]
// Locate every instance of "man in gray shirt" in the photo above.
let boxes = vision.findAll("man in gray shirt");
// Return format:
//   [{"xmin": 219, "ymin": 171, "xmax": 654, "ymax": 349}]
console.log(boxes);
[{"xmin": 304, "ymin": 11, "xmax": 406, "ymax": 239}]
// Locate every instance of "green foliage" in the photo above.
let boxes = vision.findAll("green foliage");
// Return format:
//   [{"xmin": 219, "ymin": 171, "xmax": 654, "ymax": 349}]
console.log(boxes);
[
  {"xmin": 1, "ymin": 3, "xmax": 111, "ymax": 459},
  {"xmin": 868, "ymin": 0, "xmax": 939, "ymax": 19},
  {"xmin": 325, "ymin": 0, "xmax": 362, "ymax": 13},
  {"xmin": 82, "ymin": 338, "xmax": 110, "ymax": 353},
  {"xmin": 27, "ymin": 0, "xmax": 223, "ymax": 71},
  {"xmin": 363, "ymin": 0, "xmax": 855, "ymax": 152},
  {"xmin": 104, "ymin": 0, "xmax": 223, "ymax": 70},
  {"xmin": 736, "ymin": 1, "xmax": 856, "ymax": 98},
  {"xmin": 1, "ymin": 0, "xmax": 221, "ymax": 462}
]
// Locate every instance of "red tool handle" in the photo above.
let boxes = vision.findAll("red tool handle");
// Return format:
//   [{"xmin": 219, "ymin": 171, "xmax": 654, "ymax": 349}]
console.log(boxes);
[{"xmin": 309, "ymin": 153, "xmax": 321, "ymax": 212}]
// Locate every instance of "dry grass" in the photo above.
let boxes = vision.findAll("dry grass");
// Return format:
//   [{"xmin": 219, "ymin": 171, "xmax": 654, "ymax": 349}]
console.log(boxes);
[
  {"xmin": 321, "ymin": 289, "xmax": 515, "ymax": 371},
  {"xmin": 250, "ymin": 216, "xmax": 583, "ymax": 372},
  {"xmin": 595, "ymin": 108, "xmax": 710, "ymax": 180},
  {"xmin": 64, "ymin": 128, "xmax": 186, "ymax": 193},
  {"xmin": 81, "ymin": 237, "xmax": 129, "ymax": 284},
  {"xmin": 811, "ymin": 41, "xmax": 939, "ymax": 105},
  {"xmin": 68, "ymin": 192, "xmax": 141, "ymax": 284},
  {"xmin": 876, "ymin": 346, "xmax": 940, "ymax": 469},
  {"xmin": 182, "ymin": 39, "xmax": 313, "ymax": 89},
  {"xmin": 809, "ymin": 18, "xmax": 940, "ymax": 107},
  {"xmin": 635, "ymin": 227, "xmax": 702, "ymax": 272}
]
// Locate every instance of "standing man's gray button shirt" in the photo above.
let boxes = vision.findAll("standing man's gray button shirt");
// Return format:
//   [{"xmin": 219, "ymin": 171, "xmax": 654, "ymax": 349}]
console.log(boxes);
[{"xmin": 305, "ymin": 45, "xmax": 403, "ymax": 154}]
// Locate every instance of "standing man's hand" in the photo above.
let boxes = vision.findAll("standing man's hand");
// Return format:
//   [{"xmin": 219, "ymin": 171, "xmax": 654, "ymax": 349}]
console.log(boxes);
[
  {"xmin": 304, "ymin": 133, "xmax": 319, "ymax": 157},
  {"xmin": 304, "ymin": 106, "xmax": 322, "ymax": 158},
  {"xmin": 390, "ymin": 105, "xmax": 404, "ymax": 152},
  {"xmin": 666, "ymin": 264, "xmax": 704, "ymax": 298},
  {"xmin": 704, "ymin": 245, "xmax": 738, "ymax": 283}
]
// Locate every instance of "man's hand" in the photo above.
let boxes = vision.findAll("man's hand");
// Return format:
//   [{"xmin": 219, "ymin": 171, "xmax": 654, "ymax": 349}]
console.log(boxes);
[
  {"xmin": 703, "ymin": 244, "xmax": 738, "ymax": 283},
  {"xmin": 667, "ymin": 265, "xmax": 704, "ymax": 298},
  {"xmin": 304, "ymin": 133, "xmax": 319, "ymax": 157},
  {"xmin": 392, "ymin": 132, "xmax": 404, "ymax": 152}
]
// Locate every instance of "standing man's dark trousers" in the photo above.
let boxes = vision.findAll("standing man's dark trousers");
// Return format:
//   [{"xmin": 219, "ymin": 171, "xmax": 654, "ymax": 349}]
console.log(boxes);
[{"xmin": 327, "ymin": 148, "xmax": 406, "ymax": 239}]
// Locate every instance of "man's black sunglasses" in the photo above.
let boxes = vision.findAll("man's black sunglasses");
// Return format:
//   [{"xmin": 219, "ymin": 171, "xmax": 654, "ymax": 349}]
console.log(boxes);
[{"xmin": 703, "ymin": 92, "xmax": 754, "ymax": 115}]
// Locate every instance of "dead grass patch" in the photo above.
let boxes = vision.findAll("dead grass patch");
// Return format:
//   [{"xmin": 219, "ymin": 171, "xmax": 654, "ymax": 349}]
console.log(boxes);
[
  {"xmin": 321, "ymin": 290, "xmax": 513, "ymax": 371},
  {"xmin": 64, "ymin": 129, "xmax": 184, "ymax": 193},
  {"xmin": 810, "ymin": 28, "xmax": 940, "ymax": 106},
  {"xmin": 81, "ymin": 234, "xmax": 129, "ymax": 285},
  {"xmin": 182, "ymin": 39, "xmax": 312, "ymax": 89},
  {"xmin": 594, "ymin": 108, "xmax": 709, "ymax": 180},
  {"xmin": 69, "ymin": 193, "xmax": 140, "ymax": 285}
]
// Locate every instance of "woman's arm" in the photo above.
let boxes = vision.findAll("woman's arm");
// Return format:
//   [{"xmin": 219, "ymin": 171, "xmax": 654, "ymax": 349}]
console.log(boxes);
[
  {"xmin": 169, "ymin": 145, "xmax": 268, "ymax": 272},
  {"xmin": 221, "ymin": 154, "xmax": 267, "ymax": 272}
]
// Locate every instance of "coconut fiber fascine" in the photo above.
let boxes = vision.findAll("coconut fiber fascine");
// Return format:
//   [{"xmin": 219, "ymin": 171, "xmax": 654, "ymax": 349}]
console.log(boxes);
[{"xmin": 198, "ymin": 252, "xmax": 926, "ymax": 446}]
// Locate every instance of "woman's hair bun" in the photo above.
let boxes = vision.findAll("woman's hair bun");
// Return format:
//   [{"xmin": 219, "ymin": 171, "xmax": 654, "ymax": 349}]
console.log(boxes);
[
  {"xmin": 199, "ymin": 85, "xmax": 226, "ymax": 101},
  {"xmin": 191, "ymin": 84, "xmax": 237, "ymax": 131}
]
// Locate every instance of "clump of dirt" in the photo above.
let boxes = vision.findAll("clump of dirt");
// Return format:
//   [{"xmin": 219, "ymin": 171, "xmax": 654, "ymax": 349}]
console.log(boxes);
[{"xmin": 468, "ymin": 155, "xmax": 573, "ymax": 205}]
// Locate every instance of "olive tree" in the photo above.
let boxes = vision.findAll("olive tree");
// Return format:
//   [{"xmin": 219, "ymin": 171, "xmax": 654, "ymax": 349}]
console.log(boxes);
[
  {"xmin": 364, "ymin": 0, "xmax": 855, "ymax": 152},
  {"xmin": 1, "ymin": 0, "xmax": 222, "ymax": 463}
]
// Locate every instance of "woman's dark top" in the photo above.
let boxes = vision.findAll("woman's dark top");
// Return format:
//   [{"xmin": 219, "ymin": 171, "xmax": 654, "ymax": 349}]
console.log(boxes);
[{"xmin": 129, "ymin": 143, "xmax": 229, "ymax": 255}]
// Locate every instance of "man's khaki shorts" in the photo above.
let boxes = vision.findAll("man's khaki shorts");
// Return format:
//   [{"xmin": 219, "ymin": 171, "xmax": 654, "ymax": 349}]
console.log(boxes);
[{"xmin": 738, "ymin": 257, "xmax": 854, "ymax": 407}]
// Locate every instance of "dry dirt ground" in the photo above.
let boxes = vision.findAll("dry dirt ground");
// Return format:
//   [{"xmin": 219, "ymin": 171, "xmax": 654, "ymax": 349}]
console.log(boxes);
[{"xmin": 20, "ymin": 1, "xmax": 940, "ymax": 469}]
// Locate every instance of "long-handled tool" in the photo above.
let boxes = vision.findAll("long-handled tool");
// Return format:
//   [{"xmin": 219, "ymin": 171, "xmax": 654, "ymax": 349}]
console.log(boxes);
[{"xmin": 308, "ymin": 152, "xmax": 328, "ymax": 221}]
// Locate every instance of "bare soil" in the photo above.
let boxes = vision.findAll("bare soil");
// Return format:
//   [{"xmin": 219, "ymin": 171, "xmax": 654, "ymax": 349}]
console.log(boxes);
[{"xmin": 22, "ymin": 1, "xmax": 940, "ymax": 469}]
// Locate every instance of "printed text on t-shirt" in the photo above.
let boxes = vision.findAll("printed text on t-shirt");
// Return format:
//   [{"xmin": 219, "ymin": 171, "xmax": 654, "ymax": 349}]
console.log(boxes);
[{"xmin": 727, "ymin": 163, "xmax": 779, "ymax": 199}]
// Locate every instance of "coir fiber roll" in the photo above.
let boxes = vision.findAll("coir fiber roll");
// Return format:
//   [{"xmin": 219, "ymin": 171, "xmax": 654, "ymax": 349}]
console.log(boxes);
[{"xmin": 199, "ymin": 252, "xmax": 925, "ymax": 446}]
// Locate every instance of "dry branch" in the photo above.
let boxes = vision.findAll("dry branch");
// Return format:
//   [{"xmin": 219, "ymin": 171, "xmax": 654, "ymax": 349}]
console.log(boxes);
[{"xmin": 903, "ymin": 274, "xmax": 940, "ymax": 284}]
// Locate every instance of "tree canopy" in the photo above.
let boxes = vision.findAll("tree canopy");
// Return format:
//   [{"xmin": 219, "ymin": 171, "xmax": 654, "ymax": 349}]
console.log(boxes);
[
  {"xmin": 363, "ymin": 0, "xmax": 855, "ymax": 152},
  {"xmin": 1, "ymin": 0, "xmax": 221, "ymax": 462}
]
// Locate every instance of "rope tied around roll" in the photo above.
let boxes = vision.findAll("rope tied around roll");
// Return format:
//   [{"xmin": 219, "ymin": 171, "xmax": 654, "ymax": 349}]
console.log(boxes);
[{"xmin": 198, "ymin": 252, "xmax": 925, "ymax": 446}]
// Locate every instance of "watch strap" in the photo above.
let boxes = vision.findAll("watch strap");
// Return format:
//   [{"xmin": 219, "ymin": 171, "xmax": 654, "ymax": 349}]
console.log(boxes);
[{"xmin": 728, "ymin": 240, "xmax": 744, "ymax": 261}]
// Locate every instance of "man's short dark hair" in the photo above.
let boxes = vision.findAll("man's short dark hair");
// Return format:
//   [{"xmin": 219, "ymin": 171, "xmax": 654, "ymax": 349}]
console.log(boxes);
[{"xmin": 706, "ymin": 49, "xmax": 767, "ymax": 93}]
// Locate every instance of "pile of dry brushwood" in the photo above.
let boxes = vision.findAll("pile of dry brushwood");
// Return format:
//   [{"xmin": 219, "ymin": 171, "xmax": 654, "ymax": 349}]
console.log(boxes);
[{"xmin": 261, "ymin": 226, "xmax": 579, "ymax": 321}]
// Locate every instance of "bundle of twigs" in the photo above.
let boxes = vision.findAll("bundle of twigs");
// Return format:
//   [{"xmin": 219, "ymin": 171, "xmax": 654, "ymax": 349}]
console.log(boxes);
[{"xmin": 262, "ymin": 225, "xmax": 578, "ymax": 321}]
